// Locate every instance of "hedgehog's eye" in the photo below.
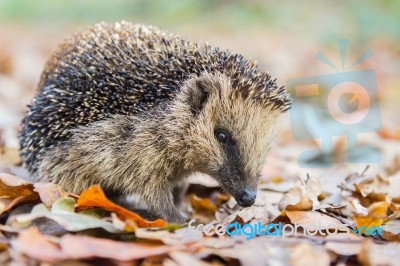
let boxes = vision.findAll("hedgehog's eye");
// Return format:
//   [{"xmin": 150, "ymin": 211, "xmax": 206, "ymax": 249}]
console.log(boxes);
[{"xmin": 214, "ymin": 129, "xmax": 230, "ymax": 144}]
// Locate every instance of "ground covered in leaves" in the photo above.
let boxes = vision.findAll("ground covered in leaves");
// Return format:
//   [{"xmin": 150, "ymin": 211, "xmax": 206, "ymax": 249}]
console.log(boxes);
[{"xmin": 1, "ymin": 148, "xmax": 400, "ymax": 265}]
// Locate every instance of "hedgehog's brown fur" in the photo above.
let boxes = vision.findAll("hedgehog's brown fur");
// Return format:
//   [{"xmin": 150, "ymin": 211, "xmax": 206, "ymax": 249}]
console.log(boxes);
[{"xmin": 19, "ymin": 22, "xmax": 291, "ymax": 223}]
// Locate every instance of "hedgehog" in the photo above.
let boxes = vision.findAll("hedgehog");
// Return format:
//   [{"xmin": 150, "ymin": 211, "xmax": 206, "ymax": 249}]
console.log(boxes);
[{"xmin": 19, "ymin": 21, "xmax": 291, "ymax": 223}]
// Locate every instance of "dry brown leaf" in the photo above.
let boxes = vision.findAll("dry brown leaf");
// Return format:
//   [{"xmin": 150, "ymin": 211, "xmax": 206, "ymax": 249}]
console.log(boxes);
[
  {"xmin": 60, "ymin": 234, "xmax": 178, "ymax": 261},
  {"xmin": 190, "ymin": 194, "xmax": 217, "ymax": 213},
  {"xmin": 382, "ymin": 220, "xmax": 400, "ymax": 241},
  {"xmin": 215, "ymin": 194, "xmax": 230, "ymax": 207},
  {"xmin": 76, "ymin": 185, "xmax": 167, "ymax": 228},
  {"xmin": 210, "ymin": 237, "xmax": 291, "ymax": 266},
  {"xmin": 0, "ymin": 173, "xmax": 39, "ymax": 214},
  {"xmin": 279, "ymin": 186, "xmax": 313, "ymax": 211},
  {"xmin": 386, "ymin": 155, "xmax": 400, "ymax": 176},
  {"xmin": 34, "ymin": 183, "xmax": 75, "ymax": 207},
  {"xmin": 344, "ymin": 173, "xmax": 400, "ymax": 206},
  {"xmin": 221, "ymin": 205, "xmax": 270, "ymax": 227},
  {"xmin": 11, "ymin": 227, "xmax": 178, "ymax": 262},
  {"xmin": 135, "ymin": 227, "xmax": 202, "ymax": 245},
  {"xmin": 278, "ymin": 175, "xmax": 322, "ymax": 211},
  {"xmin": 10, "ymin": 226, "xmax": 66, "ymax": 262},
  {"xmin": 352, "ymin": 201, "xmax": 389, "ymax": 232},
  {"xmin": 285, "ymin": 210, "xmax": 344, "ymax": 233},
  {"xmin": 166, "ymin": 251, "xmax": 212, "ymax": 266},
  {"xmin": 350, "ymin": 199, "xmax": 369, "ymax": 216},
  {"xmin": 324, "ymin": 233, "xmax": 363, "ymax": 256},
  {"xmin": 290, "ymin": 242, "xmax": 330, "ymax": 266},
  {"xmin": 358, "ymin": 240, "xmax": 400, "ymax": 266}
]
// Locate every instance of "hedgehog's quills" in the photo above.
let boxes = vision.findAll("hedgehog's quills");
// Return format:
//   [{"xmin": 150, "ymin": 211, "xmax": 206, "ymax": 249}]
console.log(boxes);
[{"xmin": 19, "ymin": 21, "xmax": 291, "ymax": 223}]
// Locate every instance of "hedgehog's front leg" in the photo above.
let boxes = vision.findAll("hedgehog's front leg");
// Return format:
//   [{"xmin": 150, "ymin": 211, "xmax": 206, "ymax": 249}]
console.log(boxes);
[{"xmin": 141, "ymin": 181, "xmax": 186, "ymax": 223}]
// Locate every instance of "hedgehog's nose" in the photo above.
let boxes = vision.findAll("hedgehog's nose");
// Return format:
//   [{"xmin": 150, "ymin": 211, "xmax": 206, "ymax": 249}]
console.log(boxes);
[{"xmin": 236, "ymin": 189, "xmax": 256, "ymax": 207}]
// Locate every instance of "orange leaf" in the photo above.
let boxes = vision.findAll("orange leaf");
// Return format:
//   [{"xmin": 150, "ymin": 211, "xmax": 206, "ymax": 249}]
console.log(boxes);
[
  {"xmin": 353, "ymin": 201, "xmax": 389, "ymax": 232},
  {"xmin": 76, "ymin": 185, "xmax": 167, "ymax": 228},
  {"xmin": 0, "ymin": 173, "xmax": 40, "ymax": 214},
  {"xmin": 190, "ymin": 194, "xmax": 217, "ymax": 213}
]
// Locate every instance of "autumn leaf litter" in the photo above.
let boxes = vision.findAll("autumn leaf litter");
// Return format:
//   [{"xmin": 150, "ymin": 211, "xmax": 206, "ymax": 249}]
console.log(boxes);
[{"xmin": 0, "ymin": 153, "xmax": 399, "ymax": 266}]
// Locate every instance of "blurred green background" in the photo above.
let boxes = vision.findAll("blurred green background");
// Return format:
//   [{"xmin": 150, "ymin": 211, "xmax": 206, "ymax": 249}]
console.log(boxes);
[
  {"xmin": 1, "ymin": 0, "xmax": 400, "ymax": 42},
  {"xmin": 0, "ymin": 0, "xmax": 399, "ymax": 150}
]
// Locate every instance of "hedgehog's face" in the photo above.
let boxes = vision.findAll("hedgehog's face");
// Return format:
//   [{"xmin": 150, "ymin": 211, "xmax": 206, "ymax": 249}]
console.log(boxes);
[{"xmin": 179, "ymin": 73, "xmax": 285, "ymax": 207}]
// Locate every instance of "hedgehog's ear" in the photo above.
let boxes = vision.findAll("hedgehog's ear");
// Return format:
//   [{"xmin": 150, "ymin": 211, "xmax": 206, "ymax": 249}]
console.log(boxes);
[{"xmin": 188, "ymin": 79, "xmax": 210, "ymax": 115}]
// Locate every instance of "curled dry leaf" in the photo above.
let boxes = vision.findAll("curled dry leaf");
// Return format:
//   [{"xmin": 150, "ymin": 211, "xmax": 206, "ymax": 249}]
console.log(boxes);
[
  {"xmin": 285, "ymin": 210, "xmax": 344, "ymax": 232},
  {"xmin": 352, "ymin": 201, "xmax": 389, "ymax": 232},
  {"xmin": 278, "ymin": 175, "xmax": 322, "ymax": 211},
  {"xmin": 344, "ymin": 172, "xmax": 400, "ymax": 206},
  {"xmin": 190, "ymin": 194, "xmax": 217, "ymax": 214},
  {"xmin": 221, "ymin": 205, "xmax": 270, "ymax": 227},
  {"xmin": 0, "ymin": 173, "xmax": 39, "ymax": 214},
  {"xmin": 190, "ymin": 194, "xmax": 220, "ymax": 223},
  {"xmin": 382, "ymin": 220, "xmax": 400, "ymax": 241},
  {"xmin": 76, "ymin": 185, "xmax": 167, "ymax": 228},
  {"xmin": 34, "ymin": 183, "xmax": 75, "ymax": 207}
]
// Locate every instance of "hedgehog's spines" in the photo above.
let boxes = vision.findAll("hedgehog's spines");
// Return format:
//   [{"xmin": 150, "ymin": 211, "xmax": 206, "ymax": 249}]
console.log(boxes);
[{"xmin": 19, "ymin": 21, "xmax": 291, "ymax": 175}]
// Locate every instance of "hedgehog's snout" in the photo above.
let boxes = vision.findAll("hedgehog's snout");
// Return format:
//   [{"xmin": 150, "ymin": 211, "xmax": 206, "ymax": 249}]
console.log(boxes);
[{"xmin": 235, "ymin": 189, "xmax": 256, "ymax": 207}]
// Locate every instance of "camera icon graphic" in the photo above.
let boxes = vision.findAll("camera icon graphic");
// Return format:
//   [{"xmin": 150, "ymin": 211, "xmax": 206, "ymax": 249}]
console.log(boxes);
[{"xmin": 286, "ymin": 40, "xmax": 381, "ymax": 167}]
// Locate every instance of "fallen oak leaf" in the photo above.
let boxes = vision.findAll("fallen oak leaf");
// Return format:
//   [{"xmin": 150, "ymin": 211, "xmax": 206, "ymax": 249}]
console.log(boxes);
[
  {"xmin": 0, "ymin": 173, "xmax": 39, "ymax": 214},
  {"xmin": 76, "ymin": 185, "xmax": 167, "ymax": 228}
]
